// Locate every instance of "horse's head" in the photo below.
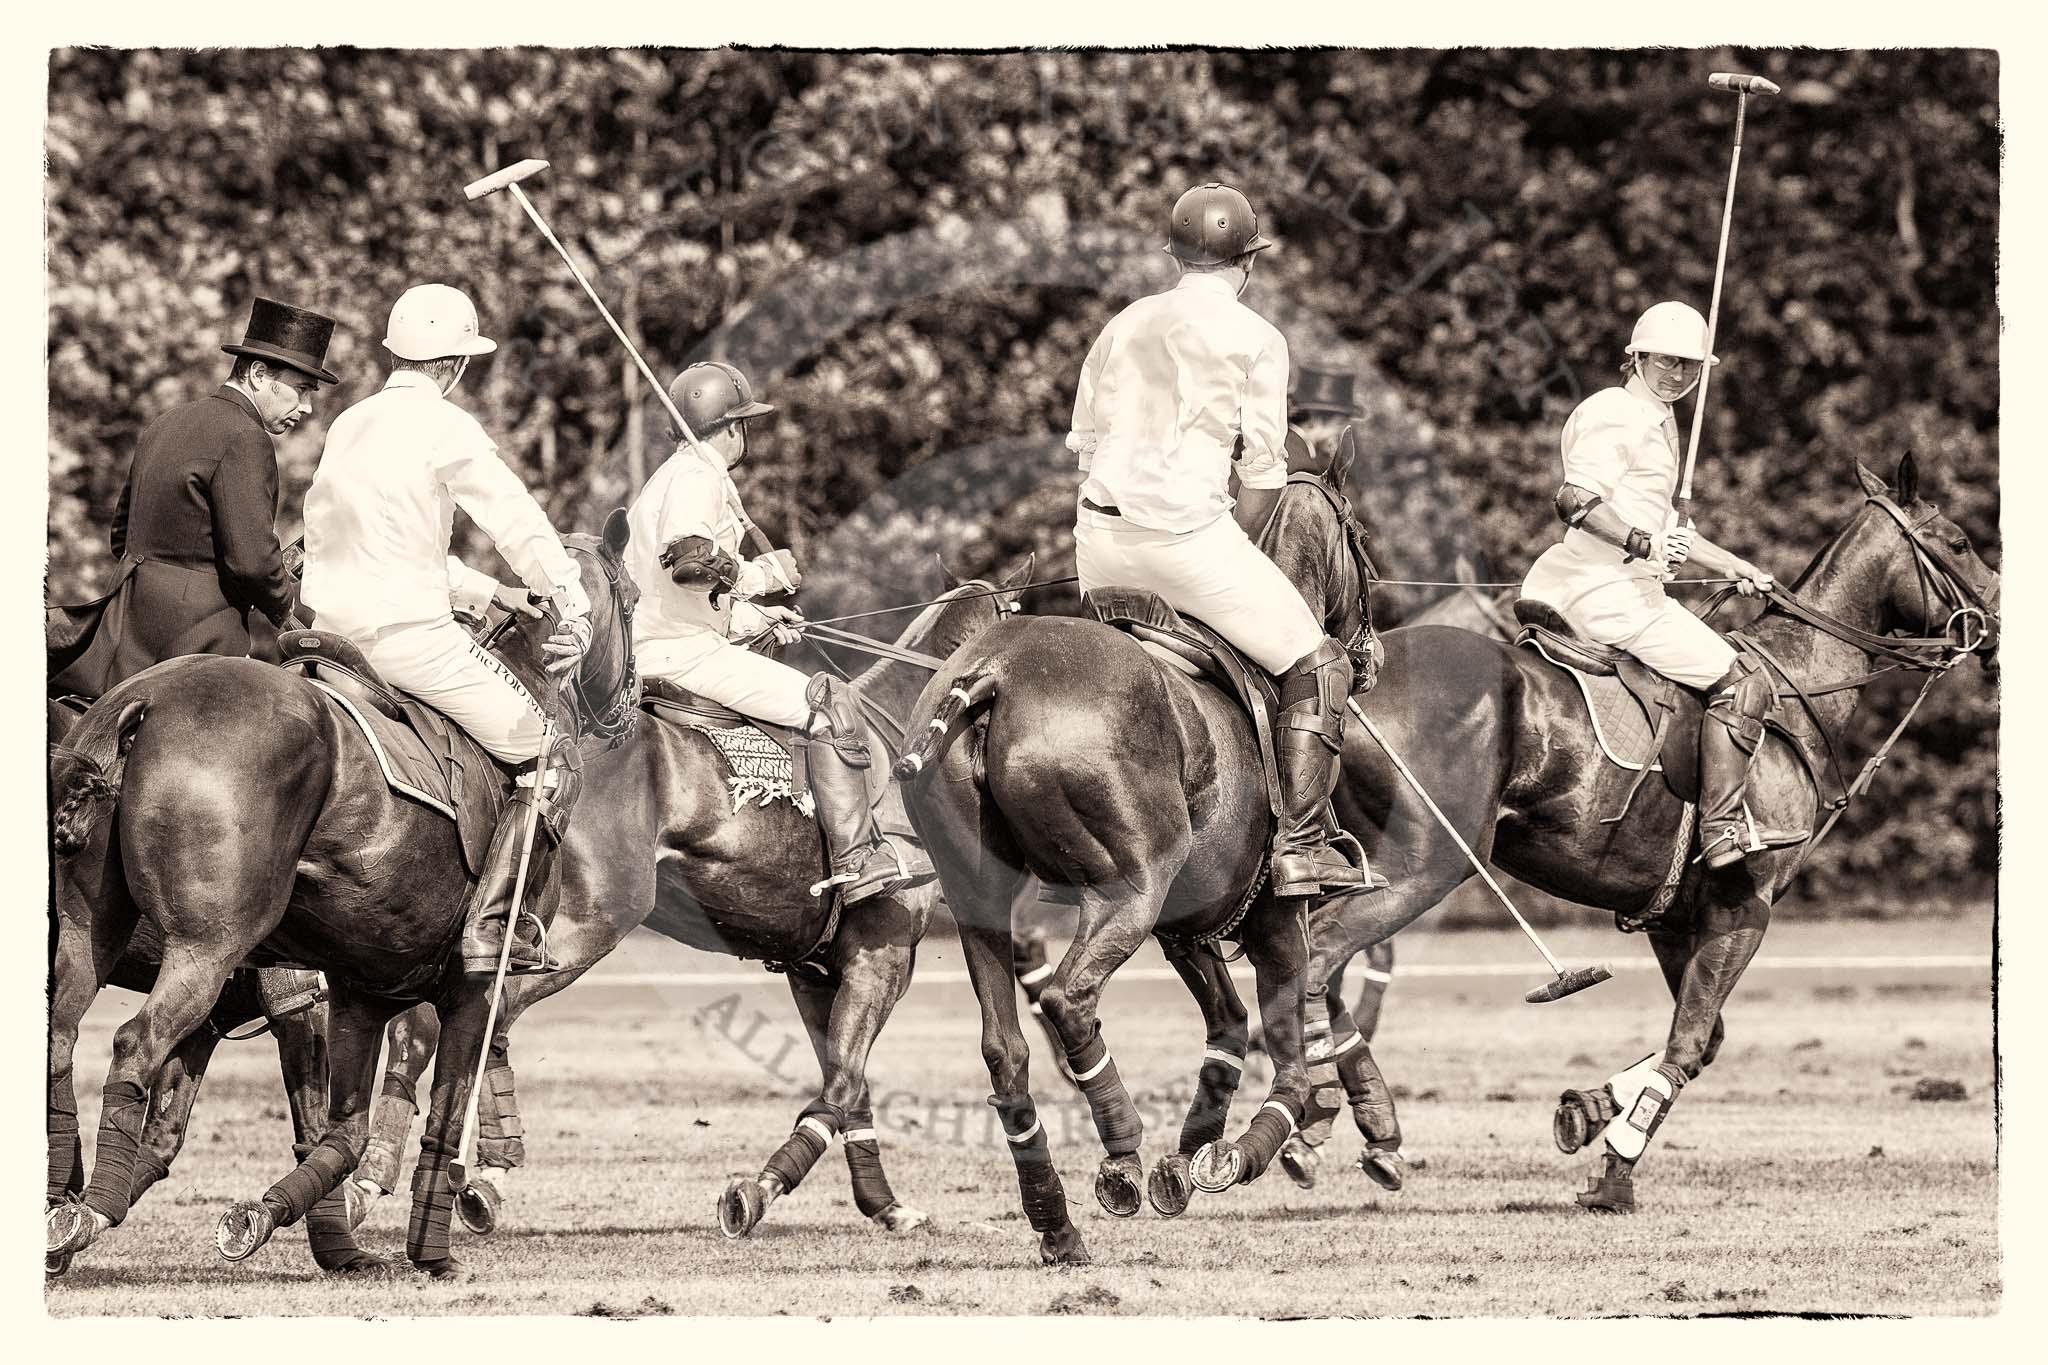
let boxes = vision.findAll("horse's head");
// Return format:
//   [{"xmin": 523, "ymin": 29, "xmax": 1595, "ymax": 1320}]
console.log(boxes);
[
  {"xmin": 900, "ymin": 553, "xmax": 1034, "ymax": 662},
  {"xmin": 1852, "ymin": 454, "xmax": 2000, "ymax": 672},
  {"xmin": 499, "ymin": 508, "xmax": 641, "ymax": 746},
  {"xmin": 1262, "ymin": 474, "xmax": 1376, "ymax": 676}
]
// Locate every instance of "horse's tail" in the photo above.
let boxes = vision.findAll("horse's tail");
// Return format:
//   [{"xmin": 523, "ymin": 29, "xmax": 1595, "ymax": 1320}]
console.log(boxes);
[
  {"xmin": 893, "ymin": 668, "xmax": 999, "ymax": 781},
  {"xmin": 51, "ymin": 698, "xmax": 150, "ymax": 856}
]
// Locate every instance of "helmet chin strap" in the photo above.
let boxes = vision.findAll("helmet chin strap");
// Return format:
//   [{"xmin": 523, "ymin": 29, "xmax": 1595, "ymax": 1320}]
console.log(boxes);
[{"xmin": 440, "ymin": 356, "xmax": 471, "ymax": 398}]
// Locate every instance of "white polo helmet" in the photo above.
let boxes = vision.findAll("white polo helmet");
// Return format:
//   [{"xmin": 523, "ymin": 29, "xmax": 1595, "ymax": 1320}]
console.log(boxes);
[
  {"xmin": 383, "ymin": 284, "xmax": 499, "ymax": 361},
  {"xmin": 1626, "ymin": 300, "xmax": 1716, "ymax": 364}
]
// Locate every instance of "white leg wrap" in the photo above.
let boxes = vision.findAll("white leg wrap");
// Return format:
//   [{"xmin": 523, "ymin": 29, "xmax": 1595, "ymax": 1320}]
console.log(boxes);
[{"xmin": 1598, "ymin": 1053, "xmax": 1674, "ymax": 1162}]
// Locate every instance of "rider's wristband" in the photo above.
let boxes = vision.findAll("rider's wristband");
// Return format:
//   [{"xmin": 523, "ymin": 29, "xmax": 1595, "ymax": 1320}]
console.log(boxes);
[{"xmin": 1621, "ymin": 528, "xmax": 1653, "ymax": 563}]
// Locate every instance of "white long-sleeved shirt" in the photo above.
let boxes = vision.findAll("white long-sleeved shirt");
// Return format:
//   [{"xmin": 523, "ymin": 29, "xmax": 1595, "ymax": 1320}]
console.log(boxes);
[
  {"xmin": 302, "ymin": 370, "xmax": 590, "ymax": 640},
  {"xmin": 625, "ymin": 442, "xmax": 782, "ymax": 646},
  {"xmin": 1544, "ymin": 373, "xmax": 1686, "ymax": 583},
  {"xmin": 1067, "ymin": 271, "xmax": 1291, "ymax": 534}
]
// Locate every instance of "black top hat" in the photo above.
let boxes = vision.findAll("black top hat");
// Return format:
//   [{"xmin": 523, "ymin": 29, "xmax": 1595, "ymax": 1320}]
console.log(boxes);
[
  {"xmin": 1289, "ymin": 365, "xmax": 1360, "ymax": 418},
  {"xmin": 222, "ymin": 298, "xmax": 340, "ymax": 385}
]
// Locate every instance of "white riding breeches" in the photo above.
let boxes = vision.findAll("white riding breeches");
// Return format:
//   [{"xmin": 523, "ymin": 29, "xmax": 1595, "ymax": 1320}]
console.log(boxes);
[
  {"xmin": 1523, "ymin": 562, "xmax": 1736, "ymax": 690},
  {"xmin": 1074, "ymin": 505, "xmax": 1326, "ymax": 676},
  {"xmin": 357, "ymin": 618, "xmax": 549, "ymax": 764},
  {"xmin": 638, "ymin": 630, "xmax": 813, "ymax": 729}
]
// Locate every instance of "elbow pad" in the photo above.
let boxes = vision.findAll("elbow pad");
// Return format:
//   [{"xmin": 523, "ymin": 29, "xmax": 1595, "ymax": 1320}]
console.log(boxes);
[
  {"xmin": 658, "ymin": 536, "xmax": 740, "ymax": 593},
  {"xmin": 1554, "ymin": 484, "xmax": 1604, "ymax": 529}
]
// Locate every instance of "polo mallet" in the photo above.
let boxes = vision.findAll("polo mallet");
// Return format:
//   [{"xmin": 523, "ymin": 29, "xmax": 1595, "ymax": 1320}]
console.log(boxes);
[
  {"xmin": 451, "ymin": 723, "xmax": 558, "ymax": 1192},
  {"xmin": 1674, "ymin": 72, "xmax": 1780, "ymax": 524},
  {"xmin": 1348, "ymin": 699, "xmax": 1611, "ymax": 1003},
  {"xmin": 462, "ymin": 159, "xmax": 798, "ymax": 595}
]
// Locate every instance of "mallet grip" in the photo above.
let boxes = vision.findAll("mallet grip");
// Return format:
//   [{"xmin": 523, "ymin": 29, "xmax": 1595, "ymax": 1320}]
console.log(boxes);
[
  {"xmin": 464, "ymin": 159, "xmax": 551, "ymax": 201},
  {"xmin": 1708, "ymin": 72, "xmax": 1780, "ymax": 95}
]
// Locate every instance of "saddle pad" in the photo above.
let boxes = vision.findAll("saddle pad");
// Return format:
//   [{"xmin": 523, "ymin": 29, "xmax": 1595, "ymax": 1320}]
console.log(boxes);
[
  {"xmin": 670, "ymin": 715, "xmax": 815, "ymax": 818},
  {"xmin": 1557, "ymin": 665, "xmax": 1662, "ymax": 772},
  {"xmin": 307, "ymin": 680, "xmax": 504, "ymax": 875}
]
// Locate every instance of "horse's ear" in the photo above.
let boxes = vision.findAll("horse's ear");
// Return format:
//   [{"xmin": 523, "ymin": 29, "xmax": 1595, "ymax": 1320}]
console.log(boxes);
[
  {"xmin": 1895, "ymin": 451, "xmax": 1921, "ymax": 505},
  {"xmin": 1001, "ymin": 552, "xmax": 1037, "ymax": 590},
  {"xmin": 1333, "ymin": 423, "xmax": 1359, "ymax": 488},
  {"xmin": 602, "ymin": 507, "xmax": 631, "ymax": 557},
  {"xmin": 1854, "ymin": 461, "xmax": 1889, "ymax": 499},
  {"xmin": 934, "ymin": 553, "xmax": 963, "ymax": 590}
]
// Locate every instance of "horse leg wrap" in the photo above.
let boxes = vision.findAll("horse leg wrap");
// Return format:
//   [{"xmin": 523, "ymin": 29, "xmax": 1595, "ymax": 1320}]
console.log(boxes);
[
  {"xmin": 287, "ymin": 1140, "xmax": 368, "ymax": 1270},
  {"xmin": 1066, "ymin": 1027, "xmax": 1142, "ymax": 1156},
  {"xmin": 1178, "ymin": 1044, "xmax": 1246, "ymax": 1157},
  {"xmin": 991, "ymin": 1094, "xmax": 1069, "ymax": 1234},
  {"xmin": 1334, "ymin": 1036, "xmax": 1403, "ymax": 1149},
  {"xmin": 841, "ymin": 1104, "xmax": 897, "ymax": 1219},
  {"xmin": 1599, "ymin": 1060, "xmax": 1686, "ymax": 1162},
  {"xmin": 358, "ymin": 1071, "xmax": 420, "ymax": 1193},
  {"xmin": 763, "ymin": 1103, "xmax": 842, "ymax": 1194},
  {"xmin": 405, "ymin": 1153, "xmax": 457, "ymax": 1266},
  {"xmin": 47, "ymin": 1095, "xmax": 84, "ymax": 1207},
  {"xmin": 1300, "ymin": 1017, "xmax": 1344, "ymax": 1148},
  {"xmin": 80, "ymin": 1080, "xmax": 149, "ymax": 1226},
  {"xmin": 1233, "ymin": 1100, "xmax": 1300, "ymax": 1183},
  {"xmin": 476, "ymin": 1064, "xmax": 525, "ymax": 1169},
  {"xmin": 261, "ymin": 1131, "xmax": 357, "ymax": 1228},
  {"xmin": 127, "ymin": 1150, "xmax": 173, "ymax": 1208}
]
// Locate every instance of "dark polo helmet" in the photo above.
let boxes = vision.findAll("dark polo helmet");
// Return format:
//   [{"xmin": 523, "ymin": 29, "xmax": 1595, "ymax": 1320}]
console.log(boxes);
[
  {"xmin": 1166, "ymin": 182, "xmax": 1273, "ymax": 266},
  {"xmin": 667, "ymin": 360, "xmax": 774, "ymax": 438}
]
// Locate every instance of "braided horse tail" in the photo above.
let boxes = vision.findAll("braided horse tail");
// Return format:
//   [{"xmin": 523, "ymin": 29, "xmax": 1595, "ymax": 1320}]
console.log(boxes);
[
  {"xmin": 892, "ymin": 669, "xmax": 999, "ymax": 781},
  {"xmin": 51, "ymin": 699, "xmax": 150, "ymax": 856}
]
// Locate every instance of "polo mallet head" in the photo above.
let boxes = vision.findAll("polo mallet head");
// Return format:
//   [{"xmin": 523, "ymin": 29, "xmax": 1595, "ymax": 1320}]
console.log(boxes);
[
  {"xmin": 1525, "ymin": 962, "xmax": 1615, "ymax": 1004},
  {"xmin": 1707, "ymin": 72, "xmax": 1781, "ymax": 95},
  {"xmin": 463, "ymin": 159, "xmax": 550, "ymax": 202}
]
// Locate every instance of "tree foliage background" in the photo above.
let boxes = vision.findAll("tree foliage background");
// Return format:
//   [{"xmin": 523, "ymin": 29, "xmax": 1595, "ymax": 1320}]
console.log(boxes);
[{"xmin": 44, "ymin": 48, "xmax": 1999, "ymax": 909}]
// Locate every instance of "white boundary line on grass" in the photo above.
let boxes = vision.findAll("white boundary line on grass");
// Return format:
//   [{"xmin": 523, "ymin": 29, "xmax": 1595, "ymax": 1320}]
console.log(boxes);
[{"xmin": 586, "ymin": 953, "xmax": 1992, "ymax": 989}]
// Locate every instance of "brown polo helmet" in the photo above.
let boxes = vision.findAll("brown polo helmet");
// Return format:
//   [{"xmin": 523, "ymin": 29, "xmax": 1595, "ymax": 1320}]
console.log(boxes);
[
  {"xmin": 666, "ymin": 361, "xmax": 775, "ymax": 438},
  {"xmin": 1166, "ymin": 183, "xmax": 1273, "ymax": 266}
]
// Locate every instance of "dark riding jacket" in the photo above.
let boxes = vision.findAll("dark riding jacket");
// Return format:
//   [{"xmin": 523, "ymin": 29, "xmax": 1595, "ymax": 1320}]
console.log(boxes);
[{"xmin": 50, "ymin": 386, "xmax": 296, "ymax": 698}]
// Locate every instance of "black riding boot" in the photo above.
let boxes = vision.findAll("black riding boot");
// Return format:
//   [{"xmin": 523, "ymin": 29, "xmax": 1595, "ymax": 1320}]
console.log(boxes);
[
  {"xmin": 806, "ymin": 674, "xmax": 935, "ymax": 906},
  {"xmin": 1698, "ymin": 659, "xmax": 1806, "ymax": 870},
  {"xmin": 1272, "ymin": 639, "xmax": 1379, "ymax": 899},
  {"xmin": 460, "ymin": 745, "xmax": 581, "ymax": 977}
]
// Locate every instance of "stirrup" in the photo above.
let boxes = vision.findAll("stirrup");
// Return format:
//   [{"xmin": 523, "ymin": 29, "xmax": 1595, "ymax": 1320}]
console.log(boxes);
[{"xmin": 807, "ymin": 839, "xmax": 912, "ymax": 899}]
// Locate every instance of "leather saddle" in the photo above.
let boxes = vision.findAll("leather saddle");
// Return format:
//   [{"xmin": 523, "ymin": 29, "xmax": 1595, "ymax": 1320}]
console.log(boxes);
[
  {"xmin": 1084, "ymin": 586, "xmax": 1284, "ymax": 820},
  {"xmin": 276, "ymin": 630, "xmax": 509, "ymax": 876}
]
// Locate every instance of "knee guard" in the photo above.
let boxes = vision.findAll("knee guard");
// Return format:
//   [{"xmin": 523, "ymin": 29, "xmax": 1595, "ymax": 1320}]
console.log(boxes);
[
  {"xmin": 1597, "ymin": 1054, "xmax": 1685, "ymax": 1161},
  {"xmin": 515, "ymin": 744, "xmax": 582, "ymax": 844},
  {"xmin": 1278, "ymin": 638, "xmax": 1353, "ymax": 752},
  {"xmin": 805, "ymin": 673, "xmax": 872, "ymax": 767},
  {"xmin": 1705, "ymin": 657, "xmax": 1771, "ymax": 754},
  {"xmin": 254, "ymin": 968, "xmax": 325, "ymax": 1022}
]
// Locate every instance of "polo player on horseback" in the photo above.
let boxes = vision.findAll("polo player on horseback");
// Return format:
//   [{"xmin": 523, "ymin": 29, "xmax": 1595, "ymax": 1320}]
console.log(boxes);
[
  {"xmin": 1069, "ymin": 182, "xmax": 1375, "ymax": 899},
  {"xmin": 625, "ymin": 360, "xmax": 935, "ymax": 906},
  {"xmin": 301, "ymin": 284, "xmax": 593, "ymax": 976},
  {"xmin": 1521, "ymin": 299, "xmax": 1802, "ymax": 867}
]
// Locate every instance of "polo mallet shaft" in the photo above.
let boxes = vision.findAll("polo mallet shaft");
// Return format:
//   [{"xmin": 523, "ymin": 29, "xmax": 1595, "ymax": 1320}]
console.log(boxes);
[
  {"xmin": 1677, "ymin": 72, "xmax": 1779, "ymax": 523},
  {"xmin": 1348, "ymin": 699, "xmax": 1610, "ymax": 1003},
  {"xmin": 452, "ymin": 726, "xmax": 556, "ymax": 1190},
  {"xmin": 469, "ymin": 162, "xmax": 796, "ymax": 594}
]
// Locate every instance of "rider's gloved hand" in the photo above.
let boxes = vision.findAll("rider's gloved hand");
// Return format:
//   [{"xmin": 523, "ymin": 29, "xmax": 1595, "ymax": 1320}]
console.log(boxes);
[
  {"xmin": 756, "ymin": 603, "xmax": 806, "ymax": 646},
  {"xmin": 1656, "ymin": 523, "xmax": 1695, "ymax": 573},
  {"xmin": 493, "ymin": 584, "xmax": 545, "ymax": 619},
  {"xmin": 544, "ymin": 614, "xmax": 593, "ymax": 676},
  {"xmin": 1733, "ymin": 562, "xmax": 1776, "ymax": 597},
  {"xmin": 754, "ymin": 548, "xmax": 803, "ymax": 592}
]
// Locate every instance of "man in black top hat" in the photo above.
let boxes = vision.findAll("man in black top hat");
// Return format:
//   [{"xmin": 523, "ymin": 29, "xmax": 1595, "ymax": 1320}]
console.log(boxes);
[
  {"xmin": 1283, "ymin": 363, "xmax": 1362, "ymax": 474},
  {"xmin": 50, "ymin": 297, "xmax": 341, "ymax": 699}
]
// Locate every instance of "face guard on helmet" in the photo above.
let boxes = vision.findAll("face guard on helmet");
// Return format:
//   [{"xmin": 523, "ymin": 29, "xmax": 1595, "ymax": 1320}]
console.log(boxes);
[
  {"xmin": 1626, "ymin": 300, "xmax": 1717, "ymax": 401},
  {"xmin": 667, "ymin": 361, "xmax": 776, "ymax": 448},
  {"xmin": 1166, "ymin": 183, "xmax": 1274, "ymax": 267}
]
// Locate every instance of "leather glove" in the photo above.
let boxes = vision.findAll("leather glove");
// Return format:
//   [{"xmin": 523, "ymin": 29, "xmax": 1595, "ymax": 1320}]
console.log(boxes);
[{"xmin": 544, "ymin": 615, "xmax": 592, "ymax": 676}]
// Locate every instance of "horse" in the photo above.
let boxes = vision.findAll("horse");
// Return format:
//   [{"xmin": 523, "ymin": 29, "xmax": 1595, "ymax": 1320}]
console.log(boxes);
[
  {"xmin": 46, "ymin": 510, "xmax": 641, "ymax": 1277},
  {"xmin": 1298, "ymin": 453, "xmax": 1997, "ymax": 1213},
  {"xmin": 342, "ymin": 567, "xmax": 1034, "ymax": 1241},
  {"xmin": 892, "ymin": 468, "xmax": 1379, "ymax": 1266}
]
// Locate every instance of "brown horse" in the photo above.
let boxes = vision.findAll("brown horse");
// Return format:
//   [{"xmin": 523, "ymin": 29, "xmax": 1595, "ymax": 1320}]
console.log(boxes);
[
  {"xmin": 892, "ymin": 473, "xmax": 1377, "ymax": 1265},
  {"xmin": 343, "ymin": 570, "xmax": 1032, "ymax": 1240},
  {"xmin": 47, "ymin": 512, "xmax": 640, "ymax": 1277},
  {"xmin": 1301, "ymin": 454, "xmax": 1997, "ymax": 1212}
]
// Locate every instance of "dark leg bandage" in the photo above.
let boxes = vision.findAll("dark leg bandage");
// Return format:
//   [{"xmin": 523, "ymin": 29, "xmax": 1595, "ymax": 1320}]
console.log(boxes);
[
  {"xmin": 1066, "ymin": 1026, "xmax": 1143, "ymax": 1156},
  {"xmin": 1335, "ymin": 1038, "xmax": 1403, "ymax": 1149},
  {"xmin": 476, "ymin": 1064, "xmax": 525, "ymax": 1169},
  {"xmin": 126, "ymin": 1150, "xmax": 173, "ymax": 1208},
  {"xmin": 763, "ymin": 1101, "xmax": 842, "ymax": 1193},
  {"xmin": 1177, "ymin": 1043, "xmax": 1245, "ymax": 1157},
  {"xmin": 47, "ymin": 1094, "xmax": 84, "ymax": 1207},
  {"xmin": 287, "ymin": 1140, "xmax": 370, "ymax": 1271},
  {"xmin": 81, "ymin": 1080, "xmax": 149, "ymax": 1225},
  {"xmin": 1233, "ymin": 1099, "xmax": 1300, "ymax": 1182},
  {"xmin": 261, "ymin": 1130, "xmax": 357, "ymax": 1228},
  {"xmin": 405, "ymin": 1153, "xmax": 457, "ymax": 1266},
  {"xmin": 991, "ymin": 1093, "xmax": 1069, "ymax": 1234},
  {"xmin": 841, "ymin": 1102, "xmax": 897, "ymax": 1218}
]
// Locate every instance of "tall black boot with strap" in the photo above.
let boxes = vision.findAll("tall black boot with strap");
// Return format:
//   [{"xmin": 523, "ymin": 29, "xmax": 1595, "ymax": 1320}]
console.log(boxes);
[
  {"xmin": 460, "ymin": 744, "xmax": 581, "ymax": 977},
  {"xmin": 1271, "ymin": 638, "xmax": 1377, "ymax": 899},
  {"xmin": 1697, "ymin": 656, "xmax": 1806, "ymax": 870},
  {"xmin": 805, "ymin": 673, "xmax": 935, "ymax": 906}
]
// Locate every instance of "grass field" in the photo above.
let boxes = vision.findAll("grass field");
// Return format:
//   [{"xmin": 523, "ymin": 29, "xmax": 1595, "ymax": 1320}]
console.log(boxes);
[{"xmin": 47, "ymin": 910, "xmax": 1998, "ymax": 1318}]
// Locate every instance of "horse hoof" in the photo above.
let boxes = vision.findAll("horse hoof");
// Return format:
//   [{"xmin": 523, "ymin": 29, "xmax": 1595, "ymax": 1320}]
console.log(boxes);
[
  {"xmin": 1146, "ymin": 1154, "xmax": 1194, "ymax": 1218},
  {"xmin": 410, "ymin": 1256, "xmax": 465, "ymax": 1279},
  {"xmin": 1189, "ymin": 1141, "xmax": 1244, "ymax": 1194},
  {"xmin": 345, "ymin": 1178, "xmax": 382, "ymax": 1230},
  {"xmin": 320, "ymin": 1248, "xmax": 402, "ymax": 1276},
  {"xmin": 718, "ymin": 1177, "xmax": 766, "ymax": 1240},
  {"xmin": 456, "ymin": 1179, "xmax": 502, "ymax": 1237},
  {"xmin": 215, "ymin": 1199, "xmax": 275, "ymax": 1263},
  {"xmin": 1094, "ymin": 1156, "xmax": 1143, "ymax": 1218},
  {"xmin": 45, "ymin": 1249, "xmax": 73, "ymax": 1279},
  {"xmin": 1358, "ymin": 1147, "xmax": 1406, "ymax": 1192},
  {"xmin": 1038, "ymin": 1224, "xmax": 1091, "ymax": 1266},
  {"xmin": 45, "ymin": 1201, "xmax": 96, "ymax": 1260},
  {"xmin": 1576, "ymin": 1169, "xmax": 1637, "ymax": 1214},
  {"xmin": 1554, "ymin": 1098, "xmax": 1592, "ymax": 1154},
  {"xmin": 873, "ymin": 1202, "xmax": 931, "ymax": 1233},
  {"xmin": 1278, "ymin": 1136, "xmax": 1319, "ymax": 1190}
]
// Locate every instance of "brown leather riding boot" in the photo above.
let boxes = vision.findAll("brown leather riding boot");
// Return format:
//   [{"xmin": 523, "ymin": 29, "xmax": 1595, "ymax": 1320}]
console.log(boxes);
[
  {"xmin": 461, "ymin": 749, "xmax": 579, "ymax": 977},
  {"xmin": 1271, "ymin": 639, "xmax": 1378, "ymax": 899},
  {"xmin": 1697, "ymin": 661, "xmax": 1806, "ymax": 870},
  {"xmin": 806, "ymin": 674, "xmax": 935, "ymax": 906}
]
